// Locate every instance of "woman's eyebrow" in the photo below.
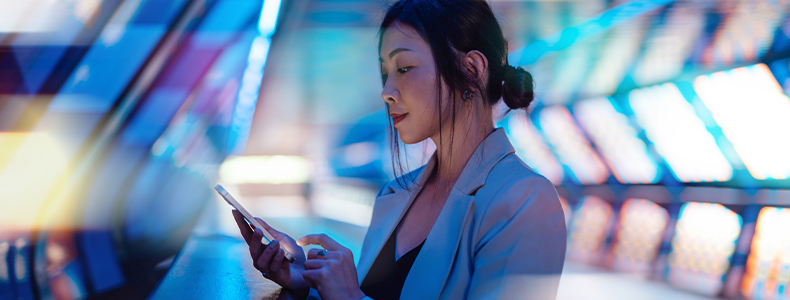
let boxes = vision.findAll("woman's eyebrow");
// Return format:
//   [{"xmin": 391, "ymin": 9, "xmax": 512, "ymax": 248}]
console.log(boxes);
[{"xmin": 379, "ymin": 47, "xmax": 413, "ymax": 62}]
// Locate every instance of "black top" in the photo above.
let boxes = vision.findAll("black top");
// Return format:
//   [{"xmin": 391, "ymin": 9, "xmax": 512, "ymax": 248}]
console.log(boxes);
[{"xmin": 360, "ymin": 230, "xmax": 426, "ymax": 300}]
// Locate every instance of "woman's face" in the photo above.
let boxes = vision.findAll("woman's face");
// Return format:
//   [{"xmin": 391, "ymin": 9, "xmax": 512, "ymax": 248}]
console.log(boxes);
[{"xmin": 380, "ymin": 22, "xmax": 450, "ymax": 144}]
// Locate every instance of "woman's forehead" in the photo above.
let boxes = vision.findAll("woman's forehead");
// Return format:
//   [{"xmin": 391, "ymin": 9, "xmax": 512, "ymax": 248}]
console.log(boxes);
[{"xmin": 380, "ymin": 23, "xmax": 430, "ymax": 60}]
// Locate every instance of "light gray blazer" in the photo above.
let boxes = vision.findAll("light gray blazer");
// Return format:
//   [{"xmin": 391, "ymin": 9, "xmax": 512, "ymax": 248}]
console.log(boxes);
[{"xmin": 357, "ymin": 128, "xmax": 567, "ymax": 299}]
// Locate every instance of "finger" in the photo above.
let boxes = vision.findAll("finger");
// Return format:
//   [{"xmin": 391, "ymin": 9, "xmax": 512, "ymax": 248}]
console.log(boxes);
[
  {"xmin": 249, "ymin": 228, "xmax": 265, "ymax": 260},
  {"xmin": 307, "ymin": 248, "xmax": 323, "ymax": 260},
  {"xmin": 296, "ymin": 234, "xmax": 343, "ymax": 250},
  {"xmin": 321, "ymin": 250, "xmax": 342, "ymax": 260},
  {"xmin": 232, "ymin": 210, "xmax": 253, "ymax": 244},
  {"xmin": 304, "ymin": 259, "xmax": 331, "ymax": 270},
  {"xmin": 271, "ymin": 248, "xmax": 286, "ymax": 272},
  {"xmin": 257, "ymin": 239, "xmax": 279, "ymax": 273}
]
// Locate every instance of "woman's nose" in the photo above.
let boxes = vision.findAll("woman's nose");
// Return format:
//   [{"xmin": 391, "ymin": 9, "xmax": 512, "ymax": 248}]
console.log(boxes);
[{"xmin": 381, "ymin": 77, "xmax": 398, "ymax": 104}]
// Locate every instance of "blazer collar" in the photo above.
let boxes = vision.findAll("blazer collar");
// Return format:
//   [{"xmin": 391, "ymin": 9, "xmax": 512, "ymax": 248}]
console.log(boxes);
[
  {"xmin": 383, "ymin": 127, "xmax": 516, "ymax": 195},
  {"xmin": 453, "ymin": 127, "xmax": 516, "ymax": 195},
  {"xmin": 398, "ymin": 128, "xmax": 515, "ymax": 299},
  {"xmin": 357, "ymin": 128, "xmax": 516, "ymax": 287}
]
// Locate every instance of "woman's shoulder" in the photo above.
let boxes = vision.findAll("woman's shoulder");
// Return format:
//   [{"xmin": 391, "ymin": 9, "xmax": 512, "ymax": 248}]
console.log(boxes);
[
  {"xmin": 483, "ymin": 153, "xmax": 556, "ymax": 195},
  {"xmin": 473, "ymin": 153, "xmax": 560, "ymax": 216}
]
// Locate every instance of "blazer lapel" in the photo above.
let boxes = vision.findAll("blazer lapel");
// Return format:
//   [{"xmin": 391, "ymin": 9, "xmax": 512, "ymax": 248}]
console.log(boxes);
[
  {"xmin": 358, "ymin": 128, "xmax": 515, "ymax": 292},
  {"xmin": 399, "ymin": 189, "xmax": 475, "ymax": 300},
  {"xmin": 356, "ymin": 189, "xmax": 412, "ymax": 283},
  {"xmin": 399, "ymin": 128, "xmax": 516, "ymax": 299},
  {"xmin": 357, "ymin": 155, "xmax": 437, "ymax": 284}
]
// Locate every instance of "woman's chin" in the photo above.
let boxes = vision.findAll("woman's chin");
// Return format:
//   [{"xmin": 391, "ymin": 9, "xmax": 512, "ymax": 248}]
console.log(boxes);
[{"xmin": 397, "ymin": 132, "xmax": 424, "ymax": 145}]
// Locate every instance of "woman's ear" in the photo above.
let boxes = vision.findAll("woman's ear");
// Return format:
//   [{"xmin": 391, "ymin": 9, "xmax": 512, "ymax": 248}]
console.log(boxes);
[{"xmin": 464, "ymin": 50, "xmax": 488, "ymax": 88}]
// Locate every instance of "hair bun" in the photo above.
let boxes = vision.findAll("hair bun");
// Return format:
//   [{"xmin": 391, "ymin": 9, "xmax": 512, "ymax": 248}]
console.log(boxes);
[{"xmin": 502, "ymin": 65, "xmax": 535, "ymax": 110}]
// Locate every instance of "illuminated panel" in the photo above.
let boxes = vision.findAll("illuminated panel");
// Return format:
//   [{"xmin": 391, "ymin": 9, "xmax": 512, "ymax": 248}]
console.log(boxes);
[
  {"xmin": 567, "ymin": 196, "xmax": 613, "ymax": 265},
  {"xmin": 506, "ymin": 113, "xmax": 564, "ymax": 185},
  {"xmin": 220, "ymin": 155, "xmax": 310, "ymax": 184},
  {"xmin": 632, "ymin": 0, "xmax": 710, "ymax": 86},
  {"xmin": 741, "ymin": 207, "xmax": 790, "ymax": 300},
  {"xmin": 612, "ymin": 199, "xmax": 668, "ymax": 276},
  {"xmin": 583, "ymin": 13, "xmax": 651, "ymax": 95},
  {"xmin": 574, "ymin": 98, "xmax": 659, "ymax": 184},
  {"xmin": 537, "ymin": 106, "xmax": 609, "ymax": 184},
  {"xmin": 628, "ymin": 84, "xmax": 733, "ymax": 182},
  {"xmin": 668, "ymin": 202, "xmax": 742, "ymax": 296},
  {"xmin": 702, "ymin": 0, "xmax": 789, "ymax": 66},
  {"xmin": 694, "ymin": 64, "xmax": 790, "ymax": 180}
]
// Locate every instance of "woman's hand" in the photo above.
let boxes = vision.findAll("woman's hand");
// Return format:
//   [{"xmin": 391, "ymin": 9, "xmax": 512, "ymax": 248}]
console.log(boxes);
[
  {"xmin": 232, "ymin": 210, "xmax": 310, "ymax": 296},
  {"xmin": 297, "ymin": 234, "xmax": 367, "ymax": 300}
]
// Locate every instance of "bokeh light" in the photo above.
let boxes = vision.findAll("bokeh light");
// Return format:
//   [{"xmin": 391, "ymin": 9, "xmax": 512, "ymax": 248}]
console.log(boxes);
[
  {"xmin": 537, "ymin": 106, "xmax": 610, "ymax": 185},
  {"xmin": 567, "ymin": 196, "xmax": 614, "ymax": 265},
  {"xmin": 574, "ymin": 97, "xmax": 659, "ymax": 184},
  {"xmin": 505, "ymin": 112, "xmax": 565, "ymax": 185},
  {"xmin": 694, "ymin": 64, "xmax": 790, "ymax": 180},
  {"xmin": 668, "ymin": 202, "xmax": 743, "ymax": 296},
  {"xmin": 742, "ymin": 207, "xmax": 790, "ymax": 300},
  {"xmin": 628, "ymin": 83, "xmax": 733, "ymax": 182},
  {"xmin": 611, "ymin": 199, "xmax": 669, "ymax": 276}
]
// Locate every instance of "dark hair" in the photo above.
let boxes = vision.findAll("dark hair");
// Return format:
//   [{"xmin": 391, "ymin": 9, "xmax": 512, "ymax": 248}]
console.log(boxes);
[{"xmin": 379, "ymin": 0, "xmax": 535, "ymax": 188}]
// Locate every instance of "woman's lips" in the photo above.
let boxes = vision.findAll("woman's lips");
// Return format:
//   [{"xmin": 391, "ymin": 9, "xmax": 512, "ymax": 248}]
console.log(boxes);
[{"xmin": 391, "ymin": 113, "xmax": 408, "ymax": 125}]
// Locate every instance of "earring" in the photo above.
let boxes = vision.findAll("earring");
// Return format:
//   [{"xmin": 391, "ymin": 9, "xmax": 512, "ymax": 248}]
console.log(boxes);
[{"xmin": 463, "ymin": 90, "xmax": 473, "ymax": 101}]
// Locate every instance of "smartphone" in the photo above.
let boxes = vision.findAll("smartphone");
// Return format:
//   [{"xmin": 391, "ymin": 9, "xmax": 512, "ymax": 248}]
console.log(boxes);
[{"xmin": 214, "ymin": 184, "xmax": 296, "ymax": 263}]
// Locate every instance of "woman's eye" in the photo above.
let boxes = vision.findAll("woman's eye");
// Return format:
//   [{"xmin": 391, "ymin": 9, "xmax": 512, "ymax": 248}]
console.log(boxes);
[
  {"xmin": 397, "ymin": 67, "xmax": 412, "ymax": 73},
  {"xmin": 381, "ymin": 73, "xmax": 388, "ymax": 85}
]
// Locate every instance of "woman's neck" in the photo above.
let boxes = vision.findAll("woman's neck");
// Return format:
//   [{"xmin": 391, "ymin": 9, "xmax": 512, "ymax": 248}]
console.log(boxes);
[{"xmin": 428, "ymin": 107, "xmax": 495, "ymax": 188}]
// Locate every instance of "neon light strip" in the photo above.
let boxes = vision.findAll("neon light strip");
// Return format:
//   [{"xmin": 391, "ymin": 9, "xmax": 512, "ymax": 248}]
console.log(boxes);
[{"xmin": 227, "ymin": 0, "xmax": 283, "ymax": 154}]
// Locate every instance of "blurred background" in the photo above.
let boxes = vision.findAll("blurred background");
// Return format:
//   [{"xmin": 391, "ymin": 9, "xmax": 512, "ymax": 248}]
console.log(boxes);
[{"xmin": 1, "ymin": 0, "xmax": 790, "ymax": 299}]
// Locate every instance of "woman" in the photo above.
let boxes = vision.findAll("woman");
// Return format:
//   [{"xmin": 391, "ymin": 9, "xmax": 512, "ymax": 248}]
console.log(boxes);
[{"xmin": 233, "ymin": 0, "xmax": 567, "ymax": 299}]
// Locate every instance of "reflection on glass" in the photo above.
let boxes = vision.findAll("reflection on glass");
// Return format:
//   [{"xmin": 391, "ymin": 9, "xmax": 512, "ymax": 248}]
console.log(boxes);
[
  {"xmin": 628, "ymin": 83, "xmax": 733, "ymax": 182},
  {"xmin": 574, "ymin": 97, "xmax": 659, "ymax": 184},
  {"xmin": 694, "ymin": 64, "xmax": 790, "ymax": 180},
  {"xmin": 567, "ymin": 196, "xmax": 613, "ymax": 265},
  {"xmin": 612, "ymin": 199, "xmax": 668, "ymax": 276},
  {"xmin": 506, "ymin": 113, "xmax": 564, "ymax": 185},
  {"xmin": 537, "ymin": 106, "xmax": 609, "ymax": 185},
  {"xmin": 742, "ymin": 207, "xmax": 790, "ymax": 300},
  {"xmin": 668, "ymin": 202, "xmax": 742, "ymax": 296}
]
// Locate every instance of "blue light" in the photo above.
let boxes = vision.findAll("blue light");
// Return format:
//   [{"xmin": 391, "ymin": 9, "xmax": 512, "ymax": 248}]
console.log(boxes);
[
  {"xmin": 509, "ymin": 0, "xmax": 675, "ymax": 66},
  {"xmin": 226, "ymin": 0, "xmax": 282, "ymax": 154}
]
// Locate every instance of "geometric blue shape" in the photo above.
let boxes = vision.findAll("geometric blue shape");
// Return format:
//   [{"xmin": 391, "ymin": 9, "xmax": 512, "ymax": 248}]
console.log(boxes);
[{"xmin": 48, "ymin": 26, "xmax": 167, "ymax": 113}]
